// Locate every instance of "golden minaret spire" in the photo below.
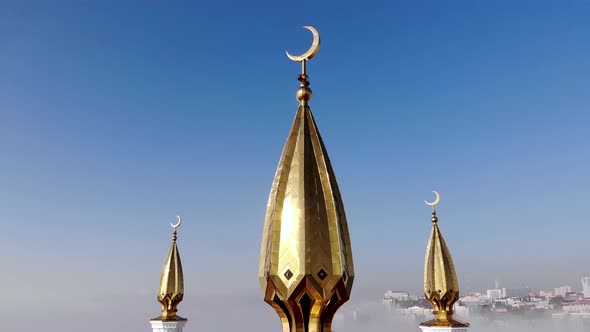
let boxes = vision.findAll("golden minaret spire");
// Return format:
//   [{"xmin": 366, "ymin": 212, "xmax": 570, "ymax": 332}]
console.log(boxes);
[
  {"xmin": 258, "ymin": 26, "xmax": 354, "ymax": 332},
  {"xmin": 420, "ymin": 192, "xmax": 469, "ymax": 332},
  {"xmin": 150, "ymin": 215, "xmax": 187, "ymax": 332}
]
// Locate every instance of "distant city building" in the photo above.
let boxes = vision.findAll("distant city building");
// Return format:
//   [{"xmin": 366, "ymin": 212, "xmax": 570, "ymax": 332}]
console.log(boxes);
[
  {"xmin": 486, "ymin": 289, "xmax": 503, "ymax": 301},
  {"xmin": 406, "ymin": 306, "xmax": 432, "ymax": 321},
  {"xmin": 554, "ymin": 285, "xmax": 572, "ymax": 297},
  {"xmin": 384, "ymin": 290, "xmax": 410, "ymax": 301},
  {"xmin": 535, "ymin": 299, "xmax": 550, "ymax": 310},
  {"xmin": 582, "ymin": 277, "xmax": 590, "ymax": 299},
  {"xmin": 492, "ymin": 301, "xmax": 508, "ymax": 313},
  {"xmin": 459, "ymin": 293, "xmax": 490, "ymax": 308},
  {"xmin": 565, "ymin": 292, "xmax": 580, "ymax": 298},
  {"xmin": 563, "ymin": 299, "xmax": 590, "ymax": 313},
  {"xmin": 503, "ymin": 287, "xmax": 531, "ymax": 298}
]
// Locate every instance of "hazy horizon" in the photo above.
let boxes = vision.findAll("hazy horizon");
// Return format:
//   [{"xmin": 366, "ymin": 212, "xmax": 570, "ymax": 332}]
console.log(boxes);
[{"xmin": 4, "ymin": 292, "xmax": 589, "ymax": 332}]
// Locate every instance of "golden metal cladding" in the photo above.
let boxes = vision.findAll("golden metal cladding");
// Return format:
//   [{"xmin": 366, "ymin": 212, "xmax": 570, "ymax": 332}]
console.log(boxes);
[
  {"xmin": 259, "ymin": 26, "xmax": 353, "ymax": 331},
  {"xmin": 153, "ymin": 219, "xmax": 186, "ymax": 322},
  {"xmin": 259, "ymin": 103, "xmax": 355, "ymax": 332},
  {"xmin": 420, "ymin": 203, "xmax": 468, "ymax": 328}
]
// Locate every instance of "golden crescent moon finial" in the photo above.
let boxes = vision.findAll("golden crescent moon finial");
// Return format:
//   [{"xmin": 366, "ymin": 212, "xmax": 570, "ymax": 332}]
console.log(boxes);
[
  {"xmin": 424, "ymin": 191, "xmax": 441, "ymax": 209},
  {"xmin": 286, "ymin": 26, "xmax": 320, "ymax": 62},
  {"xmin": 170, "ymin": 215, "xmax": 182, "ymax": 229}
]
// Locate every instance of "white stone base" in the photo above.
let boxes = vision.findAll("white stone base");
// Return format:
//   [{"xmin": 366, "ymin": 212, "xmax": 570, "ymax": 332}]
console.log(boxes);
[
  {"xmin": 150, "ymin": 320, "xmax": 187, "ymax": 332},
  {"xmin": 419, "ymin": 326, "xmax": 468, "ymax": 332}
]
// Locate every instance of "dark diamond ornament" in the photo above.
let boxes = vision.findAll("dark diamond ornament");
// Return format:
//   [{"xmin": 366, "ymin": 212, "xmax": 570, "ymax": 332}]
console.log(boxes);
[{"xmin": 284, "ymin": 269, "xmax": 293, "ymax": 280}]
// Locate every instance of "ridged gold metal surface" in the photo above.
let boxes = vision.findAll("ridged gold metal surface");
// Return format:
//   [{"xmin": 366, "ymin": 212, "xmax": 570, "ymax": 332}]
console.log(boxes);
[
  {"xmin": 258, "ymin": 103, "xmax": 354, "ymax": 332},
  {"xmin": 421, "ymin": 211, "xmax": 468, "ymax": 328},
  {"xmin": 153, "ymin": 231, "xmax": 186, "ymax": 322}
]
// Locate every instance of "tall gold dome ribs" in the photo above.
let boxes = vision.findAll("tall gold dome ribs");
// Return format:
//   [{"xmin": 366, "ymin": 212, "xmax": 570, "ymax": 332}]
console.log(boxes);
[
  {"xmin": 421, "ymin": 192, "xmax": 469, "ymax": 330},
  {"xmin": 258, "ymin": 26, "xmax": 354, "ymax": 332}
]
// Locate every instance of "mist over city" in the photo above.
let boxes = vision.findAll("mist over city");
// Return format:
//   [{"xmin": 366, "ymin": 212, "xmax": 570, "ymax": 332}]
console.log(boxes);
[{"xmin": 2, "ymin": 1, "xmax": 589, "ymax": 332}]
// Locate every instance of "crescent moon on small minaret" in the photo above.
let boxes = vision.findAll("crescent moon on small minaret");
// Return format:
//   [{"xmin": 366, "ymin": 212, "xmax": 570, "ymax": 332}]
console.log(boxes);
[
  {"xmin": 286, "ymin": 26, "xmax": 320, "ymax": 62},
  {"xmin": 170, "ymin": 215, "xmax": 182, "ymax": 229},
  {"xmin": 424, "ymin": 191, "xmax": 441, "ymax": 207}
]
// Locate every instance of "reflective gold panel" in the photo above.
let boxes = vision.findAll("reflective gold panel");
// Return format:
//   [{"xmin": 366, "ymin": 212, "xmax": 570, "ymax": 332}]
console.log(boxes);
[
  {"xmin": 260, "ymin": 27, "xmax": 354, "ymax": 331},
  {"xmin": 258, "ymin": 101, "xmax": 354, "ymax": 332},
  {"xmin": 153, "ymin": 226, "xmax": 186, "ymax": 322},
  {"xmin": 421, "ymin": 209, "xmax": 468, "ymax": 328}
]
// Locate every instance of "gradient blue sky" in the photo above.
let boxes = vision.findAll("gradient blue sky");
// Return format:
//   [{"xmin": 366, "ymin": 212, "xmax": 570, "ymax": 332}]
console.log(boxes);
[{"xmin": 1, "ymin": 0, "xmax": 590, "ymax": 323}]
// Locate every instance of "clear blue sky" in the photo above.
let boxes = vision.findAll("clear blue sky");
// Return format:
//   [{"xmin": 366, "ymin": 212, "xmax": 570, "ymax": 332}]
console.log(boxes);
[{"xmin": 1, "ymin": 0, "xmax": 589, "ymax": 326}]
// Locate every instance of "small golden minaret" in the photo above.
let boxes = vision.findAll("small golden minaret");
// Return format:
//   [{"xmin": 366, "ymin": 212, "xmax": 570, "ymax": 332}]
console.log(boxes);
[
  {"xmin": 259, "ymin": 26, "xmax": 354, "ymax": 332},
  {"xmin": 420, "ymin": 192, "xmax": 469, "ymax": 332},
  {"xmin": 150, "ymin": 216, "xmax": 187, "ymax": 332}
]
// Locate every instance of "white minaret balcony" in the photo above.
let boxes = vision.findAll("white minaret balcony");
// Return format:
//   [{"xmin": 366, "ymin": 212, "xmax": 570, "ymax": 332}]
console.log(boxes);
[{"xmin": 150, "ymin": 319, "xmax": 187, "ymax": 332}]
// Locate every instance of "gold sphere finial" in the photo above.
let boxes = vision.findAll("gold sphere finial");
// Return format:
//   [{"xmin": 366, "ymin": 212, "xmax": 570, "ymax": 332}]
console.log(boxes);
[
  {"xmin": 296, "ymin": 73, "xmax": 312, "ymax": 105},
  {"xmin": 431, "ymin": 210, "xmax": 438, "ymax": 223},
  {"xmin": 296, "ymin": 87, "xmax": 313, "ymax": 103}
]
